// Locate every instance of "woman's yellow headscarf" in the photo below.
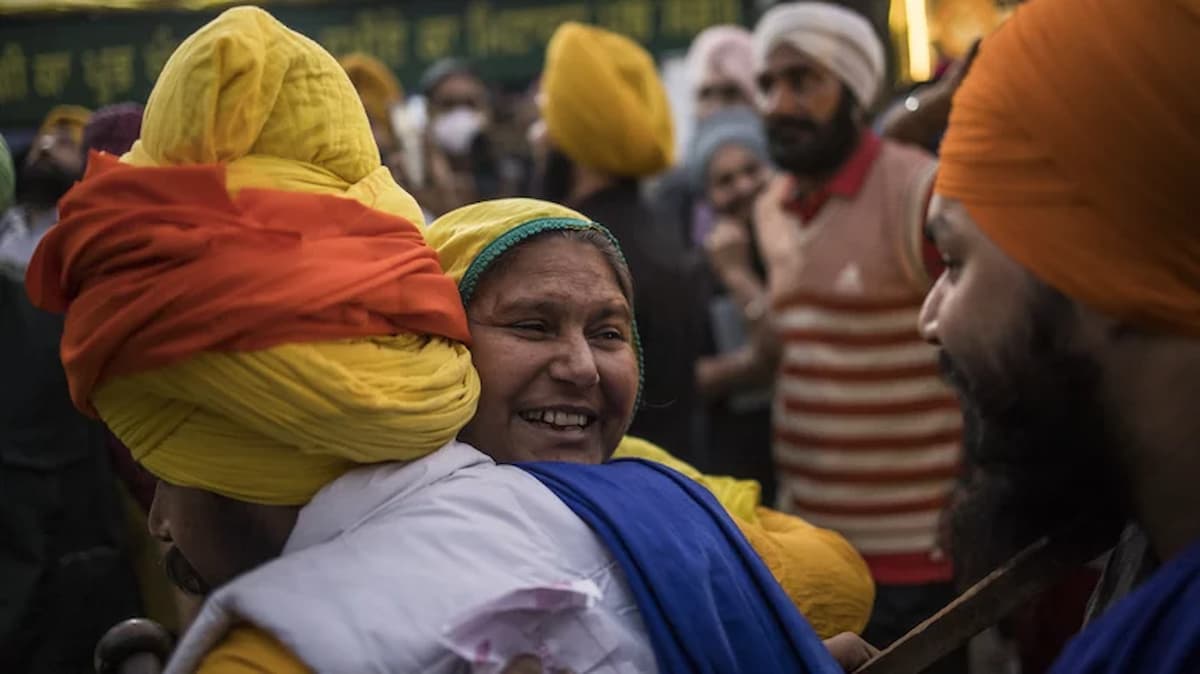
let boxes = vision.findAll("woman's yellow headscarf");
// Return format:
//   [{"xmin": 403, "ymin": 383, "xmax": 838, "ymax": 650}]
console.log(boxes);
[
  {"xmin": 427, "ymin": 198, "xmax": 874, "ymax": 637},
  {"xmin": 29, "ymin": 7, "xmax": 479, "ymax": 506}
]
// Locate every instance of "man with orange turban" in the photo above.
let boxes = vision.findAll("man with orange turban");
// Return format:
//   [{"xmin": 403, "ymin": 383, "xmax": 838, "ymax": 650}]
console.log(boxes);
[
  {"xmin": 919, "ymin": 0, "xmax": 1200, "ymax": 672},
  {"xmin": 537, "ymin": 22, "xmax": 704, "ymax": 460}
]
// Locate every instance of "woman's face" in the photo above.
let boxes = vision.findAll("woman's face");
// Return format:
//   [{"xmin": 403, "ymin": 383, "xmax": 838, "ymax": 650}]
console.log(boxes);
[{"xmin": 460, "ymin": 236, "xmax": 639, "ymax": 464}]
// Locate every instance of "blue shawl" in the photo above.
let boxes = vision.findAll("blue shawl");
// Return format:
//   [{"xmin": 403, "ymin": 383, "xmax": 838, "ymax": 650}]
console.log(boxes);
[
  {"xmin": 521, "ymin": 458, "xmax": 841, "ymax": 674},
  {"xmin": 1051, "ymin": 537, "xmax": 1200, "ymax": 673}
]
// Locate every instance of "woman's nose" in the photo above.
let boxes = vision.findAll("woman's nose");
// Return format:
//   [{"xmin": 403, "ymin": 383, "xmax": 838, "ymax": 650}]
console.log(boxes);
[{"xmin": 547, "ymin": 332, "xmax": 601, "ymax": 388}]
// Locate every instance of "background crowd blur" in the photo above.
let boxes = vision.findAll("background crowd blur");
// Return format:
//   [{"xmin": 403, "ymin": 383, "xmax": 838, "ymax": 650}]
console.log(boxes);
[{"xmin": 1, "ymin": 1, "xmax": 1075, "ymax": 673}]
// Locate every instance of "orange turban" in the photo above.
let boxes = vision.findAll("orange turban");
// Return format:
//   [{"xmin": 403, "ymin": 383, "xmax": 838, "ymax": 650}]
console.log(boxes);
[
  {"xmin": 937, "ymin": 0, "xmax": 1200, "ymax": 336},
  {"xmin": 28, "ymin": 152, "xmax": 468, "ymax": 415}
]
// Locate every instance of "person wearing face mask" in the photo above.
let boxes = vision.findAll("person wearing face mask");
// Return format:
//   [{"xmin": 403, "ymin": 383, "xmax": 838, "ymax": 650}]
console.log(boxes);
[{"xmin": 418, "ymin": 58, "xmax": 505, "ymax": 216}]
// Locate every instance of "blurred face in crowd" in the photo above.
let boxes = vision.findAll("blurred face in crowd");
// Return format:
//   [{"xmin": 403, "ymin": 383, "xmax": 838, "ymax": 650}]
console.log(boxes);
[
  {"xmin": 428, "ymin": 72, "xmax": 490, "ymax": 120},
  {"xmin": 428, "ymin": 72, "xmax": 491, "ymax": 158},
  {"xmin": 148, "ymin": 481, "xmax": 299, "ymax": 596},
  {"xmin": 920, "ymin": 196, "xmax": 1128, "ymax": 585},
  {"xmin": 696, "ymin": 76, "xmax": 752, "ymax": 120},
  {"xmin": 22, "ymin": 122, "xmax": 86, "ymax": 207},
  {"xmin": 705, "ymin": 142, "xmax": 771, "ymax": 222},
  {"xmin": 460, "ymin": 232, "xmax": 640, "ymax": 465},
  {"xmin": 757, "ymin": 43, "xmax": 861, "ymax": 178}
]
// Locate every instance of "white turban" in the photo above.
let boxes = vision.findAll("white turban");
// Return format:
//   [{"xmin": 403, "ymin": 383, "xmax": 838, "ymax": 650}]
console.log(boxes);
[{"xmin": 753, "ymin": 2, "xmax": 885, "ymax": 108}]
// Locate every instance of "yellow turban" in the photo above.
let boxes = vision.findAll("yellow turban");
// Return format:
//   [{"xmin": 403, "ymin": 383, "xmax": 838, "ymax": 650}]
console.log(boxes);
[
  {"xmin": 69, "ymin": 7, "xmax": 477, "ymax": 505},
  {"xmin": 541, "ymin": 23, "xmax": 675, "ymax": 177},
  {"xmin": 38, "ymin": 105, "xmax": 92, "ymax": 144},
  {"xmin": 340, "ymin": 53, "xmax": 403, "ymax": 132}
]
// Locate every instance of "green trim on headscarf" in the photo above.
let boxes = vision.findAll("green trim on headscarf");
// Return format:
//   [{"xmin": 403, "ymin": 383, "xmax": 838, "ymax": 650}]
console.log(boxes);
[{"xmin": 458, "ymin": 216, "xmax": 646, "ymax": 409}]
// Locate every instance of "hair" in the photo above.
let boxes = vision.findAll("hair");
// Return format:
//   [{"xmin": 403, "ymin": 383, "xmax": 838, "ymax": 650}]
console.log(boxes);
[{"xmin": 470, "ymin": 228, "xmax": 636, "ymax": 311}]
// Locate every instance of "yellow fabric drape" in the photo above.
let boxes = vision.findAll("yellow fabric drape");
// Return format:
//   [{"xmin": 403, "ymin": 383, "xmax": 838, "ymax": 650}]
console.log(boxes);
[{"xmin": 84, "ymin": 6, "xmax": 477, "ymax": 505}]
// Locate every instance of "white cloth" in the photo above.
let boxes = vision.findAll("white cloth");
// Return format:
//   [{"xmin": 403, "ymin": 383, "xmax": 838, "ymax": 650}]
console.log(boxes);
[
  {"xmin": 753, "ymin": 2, "xmax": 885, "ymax": 108},
  {"xmin": 166, "ymin": 441, "xmax": 656, "ymax": 674}
]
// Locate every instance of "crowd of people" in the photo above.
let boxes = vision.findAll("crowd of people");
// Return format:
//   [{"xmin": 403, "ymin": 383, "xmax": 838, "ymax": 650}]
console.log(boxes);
[{"xmin": 1, "ymin": 0, "xmax": 1197, "ymax": 672}]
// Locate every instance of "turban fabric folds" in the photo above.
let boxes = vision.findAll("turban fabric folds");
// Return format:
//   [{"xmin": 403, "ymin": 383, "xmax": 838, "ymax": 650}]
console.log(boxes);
[
  {"xmin": 541, "ymin": 22, "xmax": 674, "ymax": 177},
  {"xmin": 26, "ymin": 7, "xmax": 479, "ymax": 506},
  {"xmin": 753, "ymin": 2, "xmax": 885, "ymax": 108},
  {"xmin": 937, "ymin": 0, "xmax": 1200, "ymax": 337}
]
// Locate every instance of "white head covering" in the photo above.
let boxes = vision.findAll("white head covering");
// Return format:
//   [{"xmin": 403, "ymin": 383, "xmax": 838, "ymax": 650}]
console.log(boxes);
[
  {"xmin": 686, "ymin": 26, "xmax": 757, "ymax": 104},
  {"xmin": 753, "ymin": 2, "xmax": 885, "ymax": 108}
]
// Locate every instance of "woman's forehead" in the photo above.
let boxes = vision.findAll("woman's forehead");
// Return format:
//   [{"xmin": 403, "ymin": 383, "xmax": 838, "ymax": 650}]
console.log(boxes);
[{"xmin": 475, "ymin": 237, "xmax": 629, "ymax": 306}]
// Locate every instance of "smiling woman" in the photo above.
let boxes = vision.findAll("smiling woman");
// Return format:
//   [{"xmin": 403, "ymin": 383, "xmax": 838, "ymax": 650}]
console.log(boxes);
[{"xmin": 427, "ymin": 197, "xmax": 877, "ymax": 639}]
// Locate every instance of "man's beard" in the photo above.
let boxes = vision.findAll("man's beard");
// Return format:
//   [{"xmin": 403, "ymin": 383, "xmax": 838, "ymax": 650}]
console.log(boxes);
[
  {"xmin": 19, "ymin": 160, "xmax": 78, "ymax": 208},
  {"xmin": 533, "ymin": 147, "xmax": 574, "ymax": 204},
  {"xmin": 164, "ymin": 545, "xmax": 211, "ymax": 597},
  {"xmin": 942, "ymin": 288, "xmax": 1128, "ymax": 587},
  {"xmin": 765, "ymin": 87, "xmax": 860, "ymax": 178}
]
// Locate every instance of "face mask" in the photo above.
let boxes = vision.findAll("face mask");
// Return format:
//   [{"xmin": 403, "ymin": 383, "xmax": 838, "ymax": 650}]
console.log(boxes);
[{"xmin": 431, "ymin": 107, "xmax": 485, "ymax": 157}]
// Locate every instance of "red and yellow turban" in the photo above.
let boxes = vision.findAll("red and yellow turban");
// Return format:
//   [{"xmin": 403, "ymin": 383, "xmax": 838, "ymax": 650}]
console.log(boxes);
[
  {"xmin": 26, "ymin": 7, "xmax": 478, "ymax": 506},
  {"xmin": 937, "ymin": 0, "xmax": 1200, "ymax": 336}
]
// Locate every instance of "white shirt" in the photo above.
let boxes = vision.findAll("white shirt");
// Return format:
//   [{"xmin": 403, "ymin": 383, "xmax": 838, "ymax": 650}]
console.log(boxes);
[{"xmin": 167, "ymin": 442, "xmax": 656, "ymax": 674}]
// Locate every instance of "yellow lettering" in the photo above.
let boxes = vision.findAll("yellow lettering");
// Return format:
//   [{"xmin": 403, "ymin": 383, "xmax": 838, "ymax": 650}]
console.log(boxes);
[
  {"xmin": 318, "ymin": 10, "xmax": 409, "ymax": 70},
  {"xmin": 662, "ymin": 0, "xmax": 741, "ymax": 37},
  {"xmin": 32, "ymin": 51, "xmax": 71, "ymax": 98},
  {"xmin": 465, "ymin": 3, "xmax": 590, "ymax": 59},
  {"xmin": 142, "ymin": 26, "xmax": 181, "ymax": 81},
  {"xmin": 0, "ymin": 43, "xmax": 28, "ymax": 104},
  {"xmin": 597, "ymin": 0, "xmax": 654, "ymax": 43},
  {"xmin": 416, "ymin": 15, "xmax": 461, "ymax": 62},
  {"xmin": 82, "ymin": 46, "xmax": 135, "ymax": 105}
]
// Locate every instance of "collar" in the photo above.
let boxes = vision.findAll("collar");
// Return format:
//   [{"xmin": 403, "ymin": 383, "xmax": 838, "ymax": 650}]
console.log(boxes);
[
  {"xmin": 283, "ymin": 441, "xmax": 493, "ymax": 554},
  {"xmin": 783, "ymin": 131, "xmax": 883, "ymax": 222}
]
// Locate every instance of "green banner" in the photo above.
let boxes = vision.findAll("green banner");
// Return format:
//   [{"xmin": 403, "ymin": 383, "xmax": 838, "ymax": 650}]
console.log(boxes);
[{"xmin": 0, "ymin": 0, "xmax": 744, "ymax": 128}]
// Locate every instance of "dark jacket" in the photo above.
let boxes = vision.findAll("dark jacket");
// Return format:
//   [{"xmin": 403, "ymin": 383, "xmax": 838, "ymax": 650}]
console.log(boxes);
[
  {"xmin": 0, "ymin": 275, "xmax": 141, "ymax": 674},
  {"xmin": 575, "ymin": 181, "xmax": 705, "ymax": 461}
]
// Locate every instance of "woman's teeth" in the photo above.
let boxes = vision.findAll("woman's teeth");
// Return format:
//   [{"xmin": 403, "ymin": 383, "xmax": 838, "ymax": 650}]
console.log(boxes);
[{"xmin": 520, "ymin": 409, "xmax": 592, "ymax": 429}]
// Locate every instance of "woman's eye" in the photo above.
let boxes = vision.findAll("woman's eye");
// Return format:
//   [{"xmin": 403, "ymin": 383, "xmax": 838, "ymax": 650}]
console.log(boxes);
[
  {"xmin": 593, "ymin": 328, "xmax": 627, "ymax": 342},
  {"xmin": 510, "ymin": 321, "xmax": 548, "ymax": 334}
]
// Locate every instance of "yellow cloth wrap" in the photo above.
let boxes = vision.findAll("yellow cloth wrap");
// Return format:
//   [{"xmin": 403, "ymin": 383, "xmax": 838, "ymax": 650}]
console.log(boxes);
[
  {"xmin": 38, "ymin": 104, "xmax": 92, "ymax": 143},
  {"xmin": 97, "ymin": 337, "xmax": 478, "ymax": 506},
  {"xmin": 92, "ymin": 6, "xmax": 478, "ymax": 505},
  {"xmin": 426, "ymin": 197, "xmax": 593, "ymax": 286},
  {"xmin": 197, "ymin": 626, "xmax": 311, "ymax": 674},
  {"xmin": 615, "ymin": 436, "xmax": 874, "ymax": 638},
  {"xmin": 122, "ymin": 6, "xmax": 423, "ymax": 226},
  {"xmin": 542, "ymin": 22, "xmax": 675, "ymax": 177}
]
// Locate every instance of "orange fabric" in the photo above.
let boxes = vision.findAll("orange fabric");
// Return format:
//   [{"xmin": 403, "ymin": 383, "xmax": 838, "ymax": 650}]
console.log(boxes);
[
  {"xmin": 27, "ymin": 152, "xmax": 470, "ymax": 415},
  {"xmin": 196, "ymin": 626, "xmax": 311, "ymax": 674},
  {"xmin": 936, "ymin": 0, "xmax": 1200, "ymax": 336}
]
